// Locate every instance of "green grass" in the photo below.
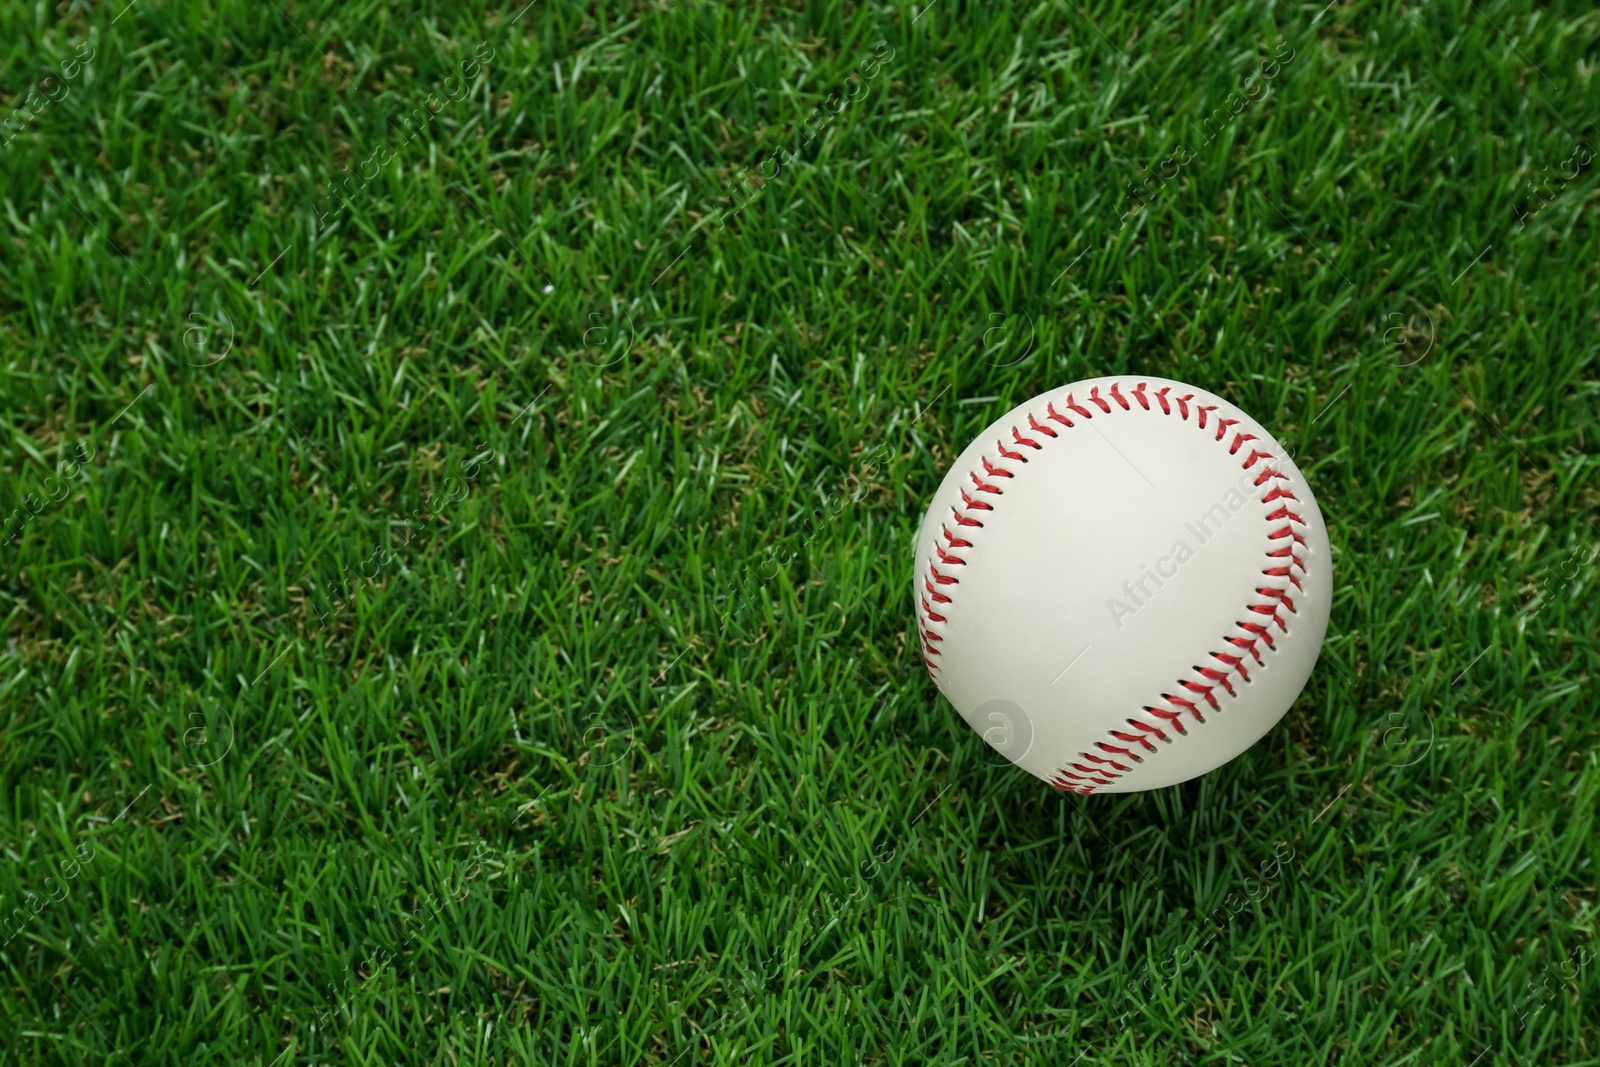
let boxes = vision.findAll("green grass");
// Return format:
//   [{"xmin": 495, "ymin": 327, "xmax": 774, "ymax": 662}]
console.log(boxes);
[{"xmin": 1, "ymin": 0, "xmax": 1597, "ymax": 1063}]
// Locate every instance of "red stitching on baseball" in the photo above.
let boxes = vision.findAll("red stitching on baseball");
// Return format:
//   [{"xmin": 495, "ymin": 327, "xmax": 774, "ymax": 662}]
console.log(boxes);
[
  {"xmin": 916, "ymin": 380, "xmax": 1313, "ymax": 795},
  {"xmin": 1143, "ymin": 705, "xmax": 1188, "ymax": 732},
  {"xmin": 1227, "ymin": 635, "xmax": 1266, "ymax": 663},
  {"xmin": 1123, "ymin": 718, "xmax": 1169, "ymax": 743},
  {"xmin": 970, "ymin": 472, "xmax": 1004, "ymax": 495},
  {"xmin": 1045, "ymin": 403, "xmax": 1074, "ymax": 428},
  {"xmin": 982, "ymin": 458, "xmax": 1015, "ymax": 480},
  {"xmin": 1096, "ymin": 741, "xmax": 1140, "ymax": 762},
  {"xmin": 1252, "ymin": 466, "xmax": 1287, "ymax": 487},
  {"xmin": 1113, "ymin": 728, "xmax": 1160, "ymax": 752}
]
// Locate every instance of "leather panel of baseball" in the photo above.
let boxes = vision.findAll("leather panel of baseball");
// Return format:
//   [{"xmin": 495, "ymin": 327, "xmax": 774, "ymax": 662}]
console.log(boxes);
[{"xmin": 914, "ymin": 376, "xmax": 1331, "ymax": 793}]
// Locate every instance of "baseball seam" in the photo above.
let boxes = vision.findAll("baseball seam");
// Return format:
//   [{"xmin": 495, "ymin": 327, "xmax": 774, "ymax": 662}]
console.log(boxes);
[{"xmin": 917, "ymin": 381, "xmax": 1310, "ymax": 795}]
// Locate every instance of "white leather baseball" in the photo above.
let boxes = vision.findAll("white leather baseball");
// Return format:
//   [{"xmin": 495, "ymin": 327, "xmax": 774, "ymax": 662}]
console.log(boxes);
[{"xmin": 914, "ymin": 376, "xmax": 1331, "ymax": 793}]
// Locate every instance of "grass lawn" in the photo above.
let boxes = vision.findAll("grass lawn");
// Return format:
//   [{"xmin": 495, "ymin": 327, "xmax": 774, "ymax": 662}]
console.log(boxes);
[{"xmin": 1, "ymin": 0, "xmax": 1597, "ymax": 1063}]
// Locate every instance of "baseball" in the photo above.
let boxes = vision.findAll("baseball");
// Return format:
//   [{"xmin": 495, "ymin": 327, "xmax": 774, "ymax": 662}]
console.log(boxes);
[{"xmin": 914, "ymin": 376, "xmax": 1331, "ymax": 793}]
